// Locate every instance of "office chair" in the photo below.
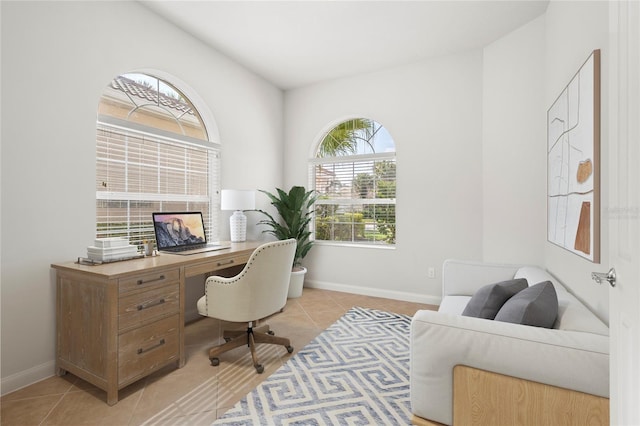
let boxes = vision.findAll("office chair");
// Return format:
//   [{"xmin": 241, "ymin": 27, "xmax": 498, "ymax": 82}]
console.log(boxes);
[{"xmin": 196, "ymin": 238, "xmax": 296, "ymax": 373}]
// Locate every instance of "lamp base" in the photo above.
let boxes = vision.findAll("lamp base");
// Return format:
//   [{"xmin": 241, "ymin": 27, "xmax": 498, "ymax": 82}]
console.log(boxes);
[{"xmin": 229, "ymin": 210, "xmax": 247, "ymax": 242}]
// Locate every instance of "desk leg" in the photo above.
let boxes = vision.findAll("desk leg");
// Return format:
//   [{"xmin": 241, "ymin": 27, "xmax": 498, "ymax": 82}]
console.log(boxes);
[
  {"xmin": 178, "ymin": 268, "xmax": 186, "ymax": 368},
  {"xmin": 106, "ymin": 386, "xmax": 118, "ymax": 406}
]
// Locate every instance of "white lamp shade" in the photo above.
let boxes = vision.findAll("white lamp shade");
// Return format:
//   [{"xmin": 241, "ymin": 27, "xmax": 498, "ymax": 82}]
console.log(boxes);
[{"xmin": 221, "ymin": 189, "xmax": 255, "ymax": 211}]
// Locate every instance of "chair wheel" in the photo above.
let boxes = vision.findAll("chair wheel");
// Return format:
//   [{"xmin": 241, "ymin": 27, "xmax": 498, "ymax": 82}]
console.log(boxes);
[
  {"xmin": 224, "ymin": 337, "xmax": 232, "ymax": 342},
  {"xmin": 286, "ymin": 345, "xmax": 294, "ymax": 354},
  {"xmin": 255, "ymin": 364, "xmax": 264, "ymax": 374},
  {"xmin": 210, "ymin": 357, "xmax": 220, "ymax": 366},
  {"xmin": 268, "ymin": 330, "xmax": 275, "ymax": 336}
]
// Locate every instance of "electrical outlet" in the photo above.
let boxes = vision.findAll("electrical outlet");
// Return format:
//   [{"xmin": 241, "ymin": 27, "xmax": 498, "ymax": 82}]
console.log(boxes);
[{"xmin": 428, "ymin": 267, "xmax": 436, "ymax": 279}]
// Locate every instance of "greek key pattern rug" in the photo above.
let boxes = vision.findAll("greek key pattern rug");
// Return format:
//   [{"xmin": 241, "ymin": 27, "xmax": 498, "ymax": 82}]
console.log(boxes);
[{"xmin": 213, "ymin": 306, "xmax": 412, "ymax": 425}]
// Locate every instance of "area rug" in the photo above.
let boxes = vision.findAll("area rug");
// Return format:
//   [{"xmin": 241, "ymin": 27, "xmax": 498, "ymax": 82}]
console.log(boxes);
[{"xmin": 213, "ymin": 306, "xmax": 412, "ymax": 425}]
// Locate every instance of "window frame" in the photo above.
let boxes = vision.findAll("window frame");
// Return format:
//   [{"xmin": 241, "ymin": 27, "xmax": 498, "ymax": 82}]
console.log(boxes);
[
  {"xmin": 95, "ymin": 73, "xmax": 219, "ymax": 249},
  {"xmin": 309, "ymin": 120, "xmax": 397, "ymax": 248}
]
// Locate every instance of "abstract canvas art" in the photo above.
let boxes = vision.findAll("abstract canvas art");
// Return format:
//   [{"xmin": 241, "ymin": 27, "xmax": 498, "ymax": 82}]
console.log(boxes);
[{"xmin": 547, "ymin": 50, "xmax": 601, "ymax": 262}]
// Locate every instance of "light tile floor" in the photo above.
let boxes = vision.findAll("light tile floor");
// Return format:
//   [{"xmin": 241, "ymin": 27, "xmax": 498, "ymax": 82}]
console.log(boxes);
[{"xmin": 1, "ymin": 288, "xmax": 437, "ymax": 426}]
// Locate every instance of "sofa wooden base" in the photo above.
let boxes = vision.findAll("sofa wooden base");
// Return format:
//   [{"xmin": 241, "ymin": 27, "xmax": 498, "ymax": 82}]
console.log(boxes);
[
  {"xmin": 412, "ymin": 365, "xmax": 609, "ymax": 426},
  {"xmin": 412, "ymin": 414, "xmax": 446, "ymax": 426}
]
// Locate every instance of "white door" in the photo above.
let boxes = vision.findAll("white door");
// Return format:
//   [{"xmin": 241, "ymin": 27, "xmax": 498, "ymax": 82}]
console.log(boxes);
[{"xmin": 608, "ymin": 1, "xmax": 640, "ymax": 424}]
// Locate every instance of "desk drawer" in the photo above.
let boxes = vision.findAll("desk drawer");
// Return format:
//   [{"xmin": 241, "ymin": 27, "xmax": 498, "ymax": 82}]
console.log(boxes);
[
  {"xmin": 118, "ymin": 314, "xmax": 179, "ymax": 386},
  {"xmin": 185, "ymin": 253, "xmax": 250, "ymax": 277},
  {"xmin": 119, "ymin": 283, "xmax": 179, "ymax": 331},
  {"xmin": 119, "ymin": 269, "xmax": 179, "ymax": 294}
]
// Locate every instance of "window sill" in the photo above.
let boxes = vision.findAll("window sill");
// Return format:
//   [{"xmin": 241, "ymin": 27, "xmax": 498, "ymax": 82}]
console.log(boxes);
[{"xmin": 313, "ymin": 241, "xmax": 396, "ymax": 250}]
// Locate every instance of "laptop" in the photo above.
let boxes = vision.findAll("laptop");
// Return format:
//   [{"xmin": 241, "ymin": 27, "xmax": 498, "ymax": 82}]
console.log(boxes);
[{"xmin": 152, "ymin": 212, "xmax": 229, "ymax": 255}]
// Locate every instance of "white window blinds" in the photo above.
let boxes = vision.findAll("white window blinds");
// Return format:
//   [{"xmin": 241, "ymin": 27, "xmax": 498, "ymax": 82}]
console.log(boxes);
[
  {"xmin": 96, "ymin": 121, "xmax": 220, "ymax": 248},
  {"xmin": 310, "ymin": 152, "xmax": 396, "ymax": 245}
]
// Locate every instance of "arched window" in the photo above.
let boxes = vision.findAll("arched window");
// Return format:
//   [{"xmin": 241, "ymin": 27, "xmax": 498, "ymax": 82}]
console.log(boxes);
[
  {"xmin": 309, "ymin": 119, "xmax": 396, "ymax": 246},
  {"xmin": 96, "ymin": 73, "xmax": 220, "ymax": 248}
]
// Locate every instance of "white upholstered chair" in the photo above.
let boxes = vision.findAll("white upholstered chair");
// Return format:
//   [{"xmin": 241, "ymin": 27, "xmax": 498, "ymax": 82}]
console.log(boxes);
[{"xmin": 196, "ymin": 238, "xmax": 296, "ymax": 373}]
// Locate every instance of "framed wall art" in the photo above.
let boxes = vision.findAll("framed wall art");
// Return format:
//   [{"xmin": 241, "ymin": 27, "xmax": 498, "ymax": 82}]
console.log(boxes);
[{"xmin": 547, "ymin": 49, "xmax": 601, "ymax": 263}]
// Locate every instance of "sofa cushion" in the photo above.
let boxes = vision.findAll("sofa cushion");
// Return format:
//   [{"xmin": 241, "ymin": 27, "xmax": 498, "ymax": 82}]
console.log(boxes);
[
  {"xmin": 461, "ymin": 279, "xmax": 528, "ymax": 319},
  {"xmin": 514, "ymin": 266, "xmax": 567, "ymax": 296},
  {"xmin": 495, "ymin": 281, "xmax": 558, "ymax": 328},
  {"xmin": 555, "ymin": 295, "xmax": 610, "ymax": 335},
  {"xmin": 438, "ymin": 295, "xmax": 472, "ymax": 315}
]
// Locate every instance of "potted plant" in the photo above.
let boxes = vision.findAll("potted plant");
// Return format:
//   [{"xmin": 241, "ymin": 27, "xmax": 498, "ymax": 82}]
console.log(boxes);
[{"xmin": 256, "ymin": 186, "xmax": 318, "ymax": 298}]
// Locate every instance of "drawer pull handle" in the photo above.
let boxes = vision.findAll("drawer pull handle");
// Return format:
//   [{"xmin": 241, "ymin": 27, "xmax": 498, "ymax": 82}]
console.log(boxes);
[
  {"xmin": 217, "ymin": 259, "xmax": 234, "ymax": 267},
  {"xmin": 137, "ymin": 298, "xmax": 165, "ymax": 311},
  {"xmin": 137, "ymin": 339, "xmax": 165, "ymax": 355},
  {"xmin": 137, "ymin": 275, "xmax": 165, "ymax": 285}
]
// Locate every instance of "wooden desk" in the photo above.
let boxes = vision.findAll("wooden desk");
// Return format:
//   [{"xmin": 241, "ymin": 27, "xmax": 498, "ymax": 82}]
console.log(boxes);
[{"xmin": 51, "ymin": 241, "xmax": 260, "ymax": 405}]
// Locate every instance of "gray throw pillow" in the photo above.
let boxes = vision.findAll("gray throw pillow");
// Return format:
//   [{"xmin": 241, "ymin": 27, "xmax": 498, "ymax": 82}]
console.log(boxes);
[
  {"xmin": 461, "ymin": 278, "xmax": 528, "ymax": 319},
  {"xmin": 494, "ymin": 281, "xmax": 558, "ymax": 328}
]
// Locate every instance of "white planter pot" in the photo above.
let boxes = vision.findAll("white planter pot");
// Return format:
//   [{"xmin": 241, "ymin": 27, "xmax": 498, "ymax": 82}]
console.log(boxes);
[{"xmin": 288, "ymin": 266, "xmax": 307, "ymax": 298}]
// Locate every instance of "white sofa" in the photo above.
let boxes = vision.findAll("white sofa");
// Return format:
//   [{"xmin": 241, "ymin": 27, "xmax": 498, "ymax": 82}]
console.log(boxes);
[{"xmin": 410, "ymin": 259, "xmax": 610, "ymax": 425}]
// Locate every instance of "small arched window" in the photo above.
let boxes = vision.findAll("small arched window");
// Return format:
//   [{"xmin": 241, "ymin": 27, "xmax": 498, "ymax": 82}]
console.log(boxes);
[
  {"xmin": 309, "ymin": 119, "xmax": 396, "ymax": 246},
  {"xmin": 96, "ymin": 73, "xmax": 220, "ymax": 247}
]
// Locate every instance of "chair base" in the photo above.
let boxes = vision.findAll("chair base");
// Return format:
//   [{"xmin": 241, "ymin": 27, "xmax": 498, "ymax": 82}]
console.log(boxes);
[{"xmin": 208, "ymin": 323, "xmax": 293, "ymax": 373}]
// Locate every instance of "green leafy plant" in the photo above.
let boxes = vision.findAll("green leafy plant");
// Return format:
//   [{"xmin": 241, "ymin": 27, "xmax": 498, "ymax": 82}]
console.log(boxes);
[{"xmin": 256, "ymin": 186, "xmax": 318, "ymax": 268}]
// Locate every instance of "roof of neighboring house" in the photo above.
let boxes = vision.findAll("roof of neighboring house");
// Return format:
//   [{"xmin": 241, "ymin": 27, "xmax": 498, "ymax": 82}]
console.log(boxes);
[{"xmin": 110, "ymin": 75, "xmax": 195, "ymax": 116}]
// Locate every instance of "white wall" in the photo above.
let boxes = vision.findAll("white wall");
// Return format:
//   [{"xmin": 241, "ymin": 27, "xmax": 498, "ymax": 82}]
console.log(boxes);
[
  {"xmin": 544, "ymin": 0, "xmax": 610, "ymax": 322},
  {"xmin": 0, "ymin": 1, "xmax": 282, "ymax": 393},
  {"xmin": 481, "ymin": 0, "xmax": 610, "ymax": 322},
  {"xmin": 284, "ymin": 51, "xmax": 484, "ymax": 304},
  {"xmin": 482, "ymin": 16, "xmax": 547, "ymax": 266}
]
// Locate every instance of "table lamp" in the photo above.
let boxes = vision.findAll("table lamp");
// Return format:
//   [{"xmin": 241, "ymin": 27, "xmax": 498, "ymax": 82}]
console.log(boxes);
[{"xmin": 221, "ymin": 189, "xmax": 255, "ymax": 242}]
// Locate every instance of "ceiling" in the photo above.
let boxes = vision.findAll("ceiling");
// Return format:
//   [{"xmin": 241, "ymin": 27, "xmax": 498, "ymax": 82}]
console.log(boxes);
[{"xmin": 141, "ymin": 1, "xmax": 549, "ymax": 90}]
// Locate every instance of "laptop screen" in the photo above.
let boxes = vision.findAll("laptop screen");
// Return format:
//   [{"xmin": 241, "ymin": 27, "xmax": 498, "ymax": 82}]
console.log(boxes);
[{"xmin": 152, "ymin": 212, "xmax": 208, "ymax": 250}]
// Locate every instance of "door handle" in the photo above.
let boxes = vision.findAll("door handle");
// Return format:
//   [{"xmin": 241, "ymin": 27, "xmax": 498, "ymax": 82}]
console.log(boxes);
[{"xmin": 591, "ymin": 268, "xmax": 616, "ymax": 287}]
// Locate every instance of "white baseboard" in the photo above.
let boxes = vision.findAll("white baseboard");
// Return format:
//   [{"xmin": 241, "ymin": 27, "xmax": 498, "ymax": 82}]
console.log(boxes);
[
  {"xmin": 304, "ymin": 279, "xmax": 441, "ymax": 306},
  {"xmin": 1, "ymin": 360, "xmax": 56, "ymax": 396}
]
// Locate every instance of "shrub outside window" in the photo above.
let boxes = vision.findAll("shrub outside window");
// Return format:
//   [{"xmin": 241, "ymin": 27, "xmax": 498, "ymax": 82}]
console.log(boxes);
[
  {"xmin": 96, "ymin": 73, "xmax": 219, "ymax": 248},
  {"xmin": 310, "ymin": 119, "xmax": 396, "ymax": 246}
]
